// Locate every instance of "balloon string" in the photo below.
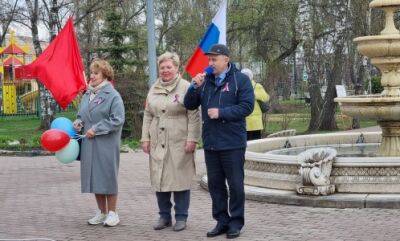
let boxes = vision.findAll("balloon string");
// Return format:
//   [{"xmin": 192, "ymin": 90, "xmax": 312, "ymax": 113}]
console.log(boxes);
[{"xmin": 74, "ymin": 134, "xmax": 86, "ymax": 140}]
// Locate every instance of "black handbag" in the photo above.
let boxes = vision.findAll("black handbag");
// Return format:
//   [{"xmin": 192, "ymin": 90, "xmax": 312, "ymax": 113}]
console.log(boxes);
[
  {"xmin": 257, "ymin": 99, "xmax": 270, "ymax": 113},
  {"xmin": 254, "ymin": 83, "xmax": 270, "ymax": 113}
]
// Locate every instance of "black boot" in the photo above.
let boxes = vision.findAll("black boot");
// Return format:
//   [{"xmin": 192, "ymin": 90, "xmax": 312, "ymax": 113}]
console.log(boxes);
[{"xmin": 207, "ymin": 224, "xmax": 228, "ymax": 237}]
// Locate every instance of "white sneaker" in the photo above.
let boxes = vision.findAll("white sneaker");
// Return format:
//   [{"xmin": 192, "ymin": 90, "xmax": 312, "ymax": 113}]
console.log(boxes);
[
  {"xmin": 103, "ymin": 211, "xmax": 120, "ymax": 227},
  {"xmin": 88, "ymin": 210, "xmax": 107, "ymax": 225}
]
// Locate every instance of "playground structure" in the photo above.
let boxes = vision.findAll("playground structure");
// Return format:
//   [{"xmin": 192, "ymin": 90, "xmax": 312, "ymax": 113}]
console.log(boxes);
[{"xmin": 0, "ymin": 30, "xmax": 39, "ymax": 115}]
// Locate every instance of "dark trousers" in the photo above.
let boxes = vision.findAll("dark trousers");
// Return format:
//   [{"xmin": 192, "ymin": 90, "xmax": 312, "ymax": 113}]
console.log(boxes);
[
  {"xmin": 247, "ymin": 130, "xmax": 262, "ymax": 140},
  {"xmin": 204, "ymin": 148, "xmax": 245, "ymax": 231},
  {"xmin": 156, "ymin": 190, "xmax": 190, "ymax": 221}
]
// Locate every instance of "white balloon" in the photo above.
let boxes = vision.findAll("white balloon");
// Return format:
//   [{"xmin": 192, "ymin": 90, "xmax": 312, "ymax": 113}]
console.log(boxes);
[{"xmin": 55, "ymin": 139, "xmax": 79, "ymax": 164}]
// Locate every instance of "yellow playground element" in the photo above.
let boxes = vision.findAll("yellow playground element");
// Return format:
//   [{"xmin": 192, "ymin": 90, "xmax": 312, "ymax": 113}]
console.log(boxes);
[{"xmin": 0, "ymin": 30, "xmax": 38, "ymax": 115}]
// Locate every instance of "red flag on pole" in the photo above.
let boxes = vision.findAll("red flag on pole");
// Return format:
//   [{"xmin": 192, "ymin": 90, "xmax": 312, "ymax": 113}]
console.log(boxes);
[{"xmin": 15, "ymin": 17, "xmax": 87, "ymax": 109}]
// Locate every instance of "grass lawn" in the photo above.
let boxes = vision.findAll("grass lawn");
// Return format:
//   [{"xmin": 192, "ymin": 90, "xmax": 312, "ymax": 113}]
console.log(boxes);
[
  {"xmin": 0, "ymin": 111, "xmax": 77, "ymax": 150},
  {"xmin": 264, "ymin": 113, "xmax": 377, "ymax": 135},
  {"xmin": 122, "ymin": 139, "xmax": 141, "ymax": 150},
  {"xmin": 0, "ymin": 110, "xmax": 143, "ymax": 150}
]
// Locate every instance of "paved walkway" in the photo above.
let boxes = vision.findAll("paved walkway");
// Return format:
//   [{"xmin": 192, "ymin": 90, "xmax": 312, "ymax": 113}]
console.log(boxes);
[{"xmin": 1, "ymin": 150, "xmax": 400, "ymax": 241}]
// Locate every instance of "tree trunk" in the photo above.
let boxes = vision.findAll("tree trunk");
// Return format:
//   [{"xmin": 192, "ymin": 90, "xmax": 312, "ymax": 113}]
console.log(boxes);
[
  {"xmin": 292, "ymin": 51, "xmax": 297, "ymax": 97},
  {"xmin": 349, "ymin": 52, "xmax": 361, "ymax": 129},
  {"xmin": 319, "ymin": 44, "xmax": 344, "ymax": 130},
  {"xmin": 25, "ymin": 0, "xmax": 53, "ymax": 129},
  {"xmin": 307, "ymin": 68, "xmax": 323, "ymax": 131},
  {"xmin": 297, "ymin": 0, "xmax": 323, "ymax": 132},
  {"xmin": 82, "ymin": 0, "xmax": 94, "ymax": 73},
  {"xmin": 26, "ymin": 0, "xmax": 58, "ymax": 129},
  {"xmin": 351, "ymin": 72, "xmax": 364, "ymax": 128},
  {"xmin": 351, "ymin": 2, "xmax": 371, "ymax": 129},
  {"xmin": 318, "ymin": 0, "xmax": 348, "ymax": 131},
  {"xmin": 291, "ymin": 19, "xmax": 298, "ymax": 98},
  {"xmin": 37, "ymin": 0, "xmax": 59, "ymax": 130},
  {"xmin": 49, "ymin": 0, "xmax": 58, "ymax": 41},
  {"xmin": 25, "ymin": 0, "xmax": 42, "ymax": 56}
]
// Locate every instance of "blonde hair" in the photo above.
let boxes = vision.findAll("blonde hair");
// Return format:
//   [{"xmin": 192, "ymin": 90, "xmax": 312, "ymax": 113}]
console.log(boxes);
[
  {"xmin": 90, "ymin": 59, "xmax": 114, "ymax": 81},
  {"xmin": 157, "ymin": 52, "xmax": 180, "ymax": 67}
]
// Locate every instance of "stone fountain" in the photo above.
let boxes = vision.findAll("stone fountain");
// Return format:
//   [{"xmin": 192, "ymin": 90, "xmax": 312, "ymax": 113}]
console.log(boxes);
[
  {"xmin": 200, "ymin": 0, "xmax": 400, "ymax": 208},
  {"xmin": 335, "ymin": 0, "xmax": 400, "ymax": 156}
]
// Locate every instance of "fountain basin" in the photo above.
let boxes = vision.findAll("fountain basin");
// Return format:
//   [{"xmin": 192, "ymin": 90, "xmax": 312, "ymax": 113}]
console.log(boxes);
[
  {"xmin": 335, "ymin": 95, "xmax": 400, "ymax": 120},
  {"xmin": 243, "ymin": 131, "xmax": 400, "ymax": 193},
  {"xmin": 370, "ymin": 0, "xmax": 400, "ymax": 8},
  {"xmin": 200, "ymin": 131, "xmax": 400, "ymax": 208},
  {"xmin": 354, "ymin": 35, "xmax": 400, "ymax": 58},
  {"xmin": 267, "ymin": 143, "xmax": 379, "ymax": 157}
]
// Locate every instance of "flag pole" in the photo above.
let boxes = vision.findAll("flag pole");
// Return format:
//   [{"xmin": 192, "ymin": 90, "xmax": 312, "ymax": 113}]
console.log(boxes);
[{"xmin": 146, "ymin": 0, "xmax": 157, "ymax": 87}]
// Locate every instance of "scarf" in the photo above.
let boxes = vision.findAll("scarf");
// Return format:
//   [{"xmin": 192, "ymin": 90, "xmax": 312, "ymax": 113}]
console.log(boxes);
[
  {"xmin": 154, "ymin": 74, "xmax": 180, "ymax": 93},
  {"xmin": 88, "ymin": 80, "xmax": 109, "ymax": 102}
]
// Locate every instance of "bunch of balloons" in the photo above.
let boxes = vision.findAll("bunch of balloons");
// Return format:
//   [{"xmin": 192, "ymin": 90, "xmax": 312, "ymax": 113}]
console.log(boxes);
[{"xmin": 40, "ymin": 117, "xmax": 80, "ymax": 164}]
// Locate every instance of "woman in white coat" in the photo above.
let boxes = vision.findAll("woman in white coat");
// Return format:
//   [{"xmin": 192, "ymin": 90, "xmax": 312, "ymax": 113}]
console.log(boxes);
[{"xmin": 141, "ymin": 52, "xmax": 201, "ymax": 231}]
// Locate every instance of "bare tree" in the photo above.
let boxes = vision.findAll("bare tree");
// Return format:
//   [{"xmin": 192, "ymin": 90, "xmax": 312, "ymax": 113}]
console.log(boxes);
[
  {"xmin": 348, "ymin": 0, "xmax": 372, "ymax": 129},
  {"xmin": 24, "ymin": 0, "xmax": 58, "ymax": 129},
  {"xmin": 318, "ymin": 0, "xmax": 349, "ymax": 130},
  {"xmin": 24, "ymin": 0, "xmax": 43, "ymax": 55},
  {"xmin": 0, "ymin": 0, "xmax": 21, "ymax": 46},
  {"xmin": 298, "ymin": 0, "xmax": 323, "ymax": 132}
]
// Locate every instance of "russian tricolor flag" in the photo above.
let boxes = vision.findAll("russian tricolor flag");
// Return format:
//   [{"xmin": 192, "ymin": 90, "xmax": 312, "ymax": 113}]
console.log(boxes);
[{"xmin": 185, "ymin": 0, "xmax": 227, "ymax": 78}]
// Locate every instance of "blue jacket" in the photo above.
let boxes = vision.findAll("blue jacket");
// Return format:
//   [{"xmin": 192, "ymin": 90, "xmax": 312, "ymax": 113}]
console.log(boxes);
[{"xmin": 184, "ymin": 64, "xmax": 254, "ymax": 151}]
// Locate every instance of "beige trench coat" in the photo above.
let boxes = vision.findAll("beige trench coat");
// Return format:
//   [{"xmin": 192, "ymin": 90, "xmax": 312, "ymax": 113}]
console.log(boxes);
[{"xmin": 141, "ymin": 76, "xmax": 201, "ymax": 192}]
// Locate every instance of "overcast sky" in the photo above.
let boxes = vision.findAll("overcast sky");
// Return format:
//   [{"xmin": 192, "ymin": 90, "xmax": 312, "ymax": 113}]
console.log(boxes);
[{"xmin": 9, "ymin": 21, "xmax": 50, "ymax": 42}]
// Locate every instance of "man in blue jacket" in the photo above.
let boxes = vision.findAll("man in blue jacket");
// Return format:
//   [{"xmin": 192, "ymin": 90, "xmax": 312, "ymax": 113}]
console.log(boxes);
[{"xmin": 184, "ymin": 44, "xmax": 254, "ymax": 239}]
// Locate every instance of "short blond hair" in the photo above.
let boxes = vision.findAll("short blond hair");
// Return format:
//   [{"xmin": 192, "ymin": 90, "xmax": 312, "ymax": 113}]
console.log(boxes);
[
  {"xmin": 157, "ymin": 52, "xmax": 180, "ymax": 67},
  {"xmin": 90, "ymin": 59, "xmax": 114, "ymax": 81}
]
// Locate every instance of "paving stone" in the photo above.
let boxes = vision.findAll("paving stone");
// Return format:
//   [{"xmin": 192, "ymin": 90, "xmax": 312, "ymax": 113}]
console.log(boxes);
[{"xmin": 0, "ymin": 151, "xmax": 400, "ymax": 240}]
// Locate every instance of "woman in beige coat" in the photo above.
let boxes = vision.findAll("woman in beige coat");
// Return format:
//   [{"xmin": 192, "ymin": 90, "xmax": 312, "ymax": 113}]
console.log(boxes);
[{"xmin": 141, "ymin": 52, "xmax": 201, "ymax": 232}]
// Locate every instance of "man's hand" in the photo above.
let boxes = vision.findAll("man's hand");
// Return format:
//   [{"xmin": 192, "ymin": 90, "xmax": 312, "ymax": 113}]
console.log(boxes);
[
  {"xmin": 185, "ymin": 141, "xmax": 197, "ymax": 153},
  {"xmin": 208, "ymin": 108, "xmax": 219, "ymax": 119},
  {"xmin": 192, "ymin": 73, "xmax": 206, "ymax": 87},
  {"xmin": 85, "ymin": 128, "xmax": 96, "ymax": 139},
  {"xmin": 142, "ymin": 141, "xmax": 150, "ymax": 154}
]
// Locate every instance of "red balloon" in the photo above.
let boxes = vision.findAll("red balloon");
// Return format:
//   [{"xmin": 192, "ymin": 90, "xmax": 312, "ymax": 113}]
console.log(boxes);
[{"xmin": 41, "ymin": 129, "xmax": 70, "ymax": 152}]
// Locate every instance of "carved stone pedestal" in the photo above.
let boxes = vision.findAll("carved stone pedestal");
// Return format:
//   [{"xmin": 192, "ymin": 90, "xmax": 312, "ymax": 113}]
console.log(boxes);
[
  {"xmin": 296, "ymin": 148, "xmax": 337, "ymax": 196},
  {"xmin": 297, "ymin": 184, "xmax": 335, "ymax": 196}
]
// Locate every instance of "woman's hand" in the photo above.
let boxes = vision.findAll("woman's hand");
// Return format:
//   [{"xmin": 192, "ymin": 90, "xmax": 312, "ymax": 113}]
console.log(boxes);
[
  {"xmin": 185, "ymin": 141, "xmax": 197, "ymax": 153},
  {"xmin": 85, "ymin": 128, "xmax": 96, "ymax": 139},
  {"xmin": 73, "ymin": 119, "xmax": 83, "ymax": 131},
  {"xmin": 142, "ymin": 141, "xmax": 150, "ymax": 154}
]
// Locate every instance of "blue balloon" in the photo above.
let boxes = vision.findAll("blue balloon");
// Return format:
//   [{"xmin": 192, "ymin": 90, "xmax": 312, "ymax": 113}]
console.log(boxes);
[
  {"xmin": 55, "ymin": 139, "xmax": 79, "ymax": 164},
  {"xmin": 51, "ymin": 117, "xmax": 76, "ymax": 137}
]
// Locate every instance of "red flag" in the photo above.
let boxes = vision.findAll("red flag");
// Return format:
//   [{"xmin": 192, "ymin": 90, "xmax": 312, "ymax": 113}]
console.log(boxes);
[{"xmin": 16, "ymin": 17, "xmax": 87, "ymax": 109}]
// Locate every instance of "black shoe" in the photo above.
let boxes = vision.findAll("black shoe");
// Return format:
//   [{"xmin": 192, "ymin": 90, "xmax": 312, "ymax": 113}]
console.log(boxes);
[
  {"xmin": 207, "ymin": 225, "xmax": 228, "ymax": 237},
  {"xmin": 226, "ymin": 229, "xmax": 240, "ymax": 239}
]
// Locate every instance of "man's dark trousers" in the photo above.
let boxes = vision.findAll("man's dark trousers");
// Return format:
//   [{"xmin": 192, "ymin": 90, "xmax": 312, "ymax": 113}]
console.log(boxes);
[{"xmin": 204, "ymin": 148, "xmax": 245, "ymax": 231}]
